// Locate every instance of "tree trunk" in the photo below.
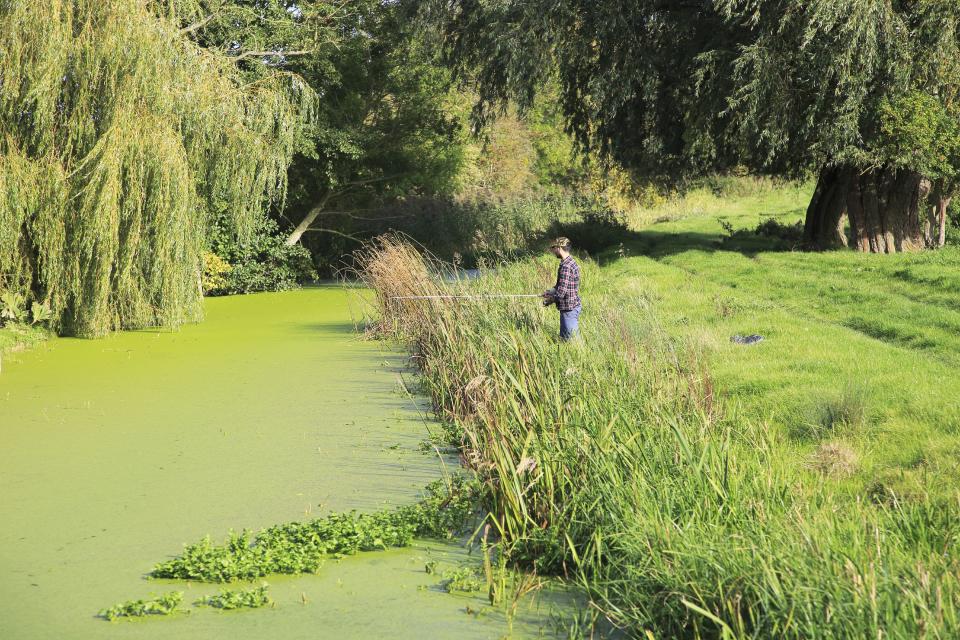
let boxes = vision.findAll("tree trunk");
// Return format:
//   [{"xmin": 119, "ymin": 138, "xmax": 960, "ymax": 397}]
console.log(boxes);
[
  {"xmin": 285, "ymin": 192, "xmax": 331, "ymax": 246},
  {"xmin": 804, "ymin": 165, "xmax": 934, "ymax": 253},
  {"xmin": 939, "ymin": 198, "xmax": 950, "ymax": 247},
  {"xmin": 804, "ymin": 166, "xmax": 850, "ymax": 249},
  {"xmin": 924, "ymin": 180, "xmax": 951, "ymax": 249}
]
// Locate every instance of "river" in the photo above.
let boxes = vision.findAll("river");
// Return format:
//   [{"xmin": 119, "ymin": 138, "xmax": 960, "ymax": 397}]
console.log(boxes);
[{"xmin": 0, "ymin": 288, "xmax": 568, "ymax": 639}]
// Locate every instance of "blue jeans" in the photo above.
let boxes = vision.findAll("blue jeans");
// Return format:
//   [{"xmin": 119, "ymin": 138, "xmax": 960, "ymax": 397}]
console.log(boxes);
[{"xmin": 559, "ymin": 304, "xmax": 582, "ymax": 341}]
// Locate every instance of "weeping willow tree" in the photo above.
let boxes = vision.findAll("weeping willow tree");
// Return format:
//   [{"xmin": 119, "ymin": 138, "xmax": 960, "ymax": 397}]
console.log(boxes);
[
  {"xmin": 0, "ymin": 0, "xmax": 314, "ymax": 336},
  {"xmin": 417, "ymin": 0, "xmax": 960, "ymax": 253}
]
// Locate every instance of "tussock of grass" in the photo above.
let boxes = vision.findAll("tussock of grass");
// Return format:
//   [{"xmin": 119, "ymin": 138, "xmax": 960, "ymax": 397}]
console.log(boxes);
[
  {"xmin": 0, "ymin": 323, "xmax": 48, "ymax": 357},
  {"xmin": 809, "ymin": 442, "xmax": 858, "ymax": 477},
  {"xmin": 358, "ymin": 235, "xmax": 960, "ymax": 638}
]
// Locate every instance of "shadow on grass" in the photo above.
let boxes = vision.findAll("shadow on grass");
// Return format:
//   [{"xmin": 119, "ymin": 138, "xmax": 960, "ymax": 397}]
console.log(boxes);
[
  {"xmin": 561, "ymin": 225, "xmax": 804, "ymax": 266},
  {"xmin": 545, "ymin": 205, "xmax": 813, "ymax": 265}
]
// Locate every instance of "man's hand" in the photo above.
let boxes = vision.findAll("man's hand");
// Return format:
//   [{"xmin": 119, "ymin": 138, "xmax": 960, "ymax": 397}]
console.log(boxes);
[{"xmin": 542, "ymin": 289, "xmax": 556, "ymax": 306}]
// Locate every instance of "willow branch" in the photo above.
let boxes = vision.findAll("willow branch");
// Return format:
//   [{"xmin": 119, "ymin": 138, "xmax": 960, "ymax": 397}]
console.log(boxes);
[
  {"xmin": 180, "ymin": 13, "xmax": 216, "ymax": 35},
  {"xmin": 233, "ymin": 49, "xmax": 315, "ymax": 63}
]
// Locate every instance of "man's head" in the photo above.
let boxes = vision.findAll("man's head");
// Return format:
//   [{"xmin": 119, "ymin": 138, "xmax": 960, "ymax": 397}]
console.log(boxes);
[{"xmin": 549, "ymin": 237, "xmax": 571, "ymax": 259}]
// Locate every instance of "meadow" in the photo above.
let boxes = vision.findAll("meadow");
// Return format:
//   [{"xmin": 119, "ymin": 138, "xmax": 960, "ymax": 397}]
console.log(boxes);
[{"xmin": 358, "ymin": 185, "xmax": 960, "ymax": 638}]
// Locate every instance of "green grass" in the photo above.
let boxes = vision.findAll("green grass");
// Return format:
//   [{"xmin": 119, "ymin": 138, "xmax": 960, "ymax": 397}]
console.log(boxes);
[
  {"xmin": 0, "ymin": 323, "xmax": 48, "ymax": 362},
  {"xmin": 600, "ymin": 186, "xmax": 960, "ymax": 499},
  {"xmin": 357, "ymin": 207, "xmax": 960, "ymax": 639}
]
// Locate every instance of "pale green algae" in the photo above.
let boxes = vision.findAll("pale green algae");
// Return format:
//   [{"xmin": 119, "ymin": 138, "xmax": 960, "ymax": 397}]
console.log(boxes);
[{"xmin": 0, "ymin": 288, "xmax": 569, "ymax": 639}]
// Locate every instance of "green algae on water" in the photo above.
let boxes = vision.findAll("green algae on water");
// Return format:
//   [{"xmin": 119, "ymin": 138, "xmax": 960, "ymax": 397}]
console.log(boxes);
[{"xmin": 0, "ymin": 289, "xmax": 574, "ymax": 639}]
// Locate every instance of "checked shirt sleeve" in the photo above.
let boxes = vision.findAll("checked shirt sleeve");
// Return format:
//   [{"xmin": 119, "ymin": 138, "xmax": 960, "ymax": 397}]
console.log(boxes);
[{"xmin": 554, "ymin": 260, "xmax": 573, "ymax": 298}]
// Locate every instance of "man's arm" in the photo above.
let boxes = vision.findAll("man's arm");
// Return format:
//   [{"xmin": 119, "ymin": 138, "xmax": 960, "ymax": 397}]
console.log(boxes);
[{"xmin": 553, "ymin": 261, "xmax": 572, "ymax": 300}]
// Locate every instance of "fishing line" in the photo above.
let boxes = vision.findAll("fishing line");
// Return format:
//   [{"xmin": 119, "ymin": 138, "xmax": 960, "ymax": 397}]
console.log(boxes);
[{"xmin": 388, "ymin": 294, "xmax": 542, "ymax": 300}]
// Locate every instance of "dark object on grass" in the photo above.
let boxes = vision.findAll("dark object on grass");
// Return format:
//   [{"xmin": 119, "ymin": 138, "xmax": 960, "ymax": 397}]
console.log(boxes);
[{"xmin": 731, "ymin": 334, "xmax": 764, "ymax": 345}]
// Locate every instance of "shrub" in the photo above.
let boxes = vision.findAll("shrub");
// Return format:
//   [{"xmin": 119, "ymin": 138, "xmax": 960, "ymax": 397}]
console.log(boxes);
[
  {"xmin": 201, "ymin": 252, "xmax": 232, "ymax": 295},
  {"xmin": 0, "ymin": 291, "xmax": 51, "ymax": 328},
  {"xmin": 0, "ymin": 291, "xmax": 26, "ymax": 324},
  {"xmin": 207, "ymin": 213, "xmax": 316, "ymax": 296},
  {"xmin": 947, "ymin": 200, "xmax": 960, "ymax": 246}
]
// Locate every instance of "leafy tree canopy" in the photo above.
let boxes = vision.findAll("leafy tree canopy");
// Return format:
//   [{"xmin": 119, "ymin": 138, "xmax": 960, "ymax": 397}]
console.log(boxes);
[
  {"xmin": 0, "ymin": 0, "xmax": 314, "ymax": 336},
  {"xmin": 416, "ymin": 0, "xmax": 960, "ymax": 251}
]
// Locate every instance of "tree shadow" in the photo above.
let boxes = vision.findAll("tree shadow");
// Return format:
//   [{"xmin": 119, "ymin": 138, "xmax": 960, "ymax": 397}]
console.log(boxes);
[{"xmin": 553, "ymin": 227, "xmax": 792, "ymax": 267}]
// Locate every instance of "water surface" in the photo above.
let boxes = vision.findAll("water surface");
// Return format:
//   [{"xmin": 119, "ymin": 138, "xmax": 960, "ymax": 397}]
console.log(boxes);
[{"xmin": 0, "ymin": 288, "xmax": 564, "ymax": 639}]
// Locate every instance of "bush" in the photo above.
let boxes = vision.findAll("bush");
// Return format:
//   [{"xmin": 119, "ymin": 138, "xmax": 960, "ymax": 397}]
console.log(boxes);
[
  {"xmin": 0, "ymin": 290, "xmax": 52, "ymax": 328},
  {"xmin": 207, "ymin": 213, "xmax": 316, "ymax": 296}
]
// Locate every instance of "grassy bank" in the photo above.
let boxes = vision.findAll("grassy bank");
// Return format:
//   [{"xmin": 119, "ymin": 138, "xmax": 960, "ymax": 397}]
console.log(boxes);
[
  {"xmin": 0, "ymin": 323, "xmax": 48, "ymax": 370},
  {"xmin": 357, "ymin": 215, "xmax": 960, "ymax": 637}
]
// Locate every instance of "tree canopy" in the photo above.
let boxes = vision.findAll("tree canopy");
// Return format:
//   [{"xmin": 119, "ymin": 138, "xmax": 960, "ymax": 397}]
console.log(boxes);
[
  {"xmin": 417, "ymin": 0, "xmax": 960, "ymax": 252},
  {"xmin": 0, "ymin": 0, "xmax": 313, "ymax": 336}
]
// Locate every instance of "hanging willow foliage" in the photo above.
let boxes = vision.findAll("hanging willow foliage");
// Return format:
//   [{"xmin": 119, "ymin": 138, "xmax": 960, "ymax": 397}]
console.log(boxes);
[{"xmin": 0, "ymin": 0, "xmax": 314, "ymax": 336}]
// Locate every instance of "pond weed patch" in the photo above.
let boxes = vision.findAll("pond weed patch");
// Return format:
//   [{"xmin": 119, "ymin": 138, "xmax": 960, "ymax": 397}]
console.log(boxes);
[
  {"xmin": 150, "ymin": 477, "xmax": 479, "ymax": 582},
  {"xmin": 100, "ymin": 478, "xmax": 482, "ymax": 621},
  {"xmin": 98, "ymin": 591, "xmax": 183, "ymax": 621},
  {"xmin": 196, "ymin": 584, "xmax": 272, "ymax": 610}
]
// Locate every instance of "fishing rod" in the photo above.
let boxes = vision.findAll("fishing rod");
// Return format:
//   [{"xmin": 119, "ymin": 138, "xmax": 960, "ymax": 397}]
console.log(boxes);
[{"xmin": 389, "ymin": 294, "xmax": 542, "ymax": 301}]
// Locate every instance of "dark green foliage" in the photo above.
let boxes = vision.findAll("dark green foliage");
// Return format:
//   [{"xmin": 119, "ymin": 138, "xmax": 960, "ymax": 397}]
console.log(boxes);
[
  {"xmin": 415, "ymin": 0, "xmax": 737, "ymax": 179},
  {"xmin": 196, "ymin": 585, "xmax": 272, "ymax": 610},
  {"xmin": 718, "ymin": 217, "xmax": 806, "ymax": 251},
  {"xmin": 279, "ymin": 1, "xmax": 467, "ymax": 252},
  {"xmin": 545, "ymin": 205, "xmax": 629, "ymax": 257},
  {"xmin": 328, "ymin": 195, "xmax": 586, "ymax": 275},
  {"xmin": 949, "ymin": 202, "xmax": 960, "ymax": 246},
  {"xmin": 416, "ymin": 0, "xmax": 960, "ymax": 193},
  {"xmin": 151, "ymin": 477, "xmax": 478, "ymax": 582},
  {"xmin": 206, "ymin": 213, "xmax": 316, "ymax": 295},
  {"xmin": 98, "ymin": 591, "xmax": 183, "ymax": 621}
]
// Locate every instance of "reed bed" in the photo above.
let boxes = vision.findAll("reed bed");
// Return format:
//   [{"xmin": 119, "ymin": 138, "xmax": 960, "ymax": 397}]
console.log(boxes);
[{"xmin": 355, "ymin": 235, "xmax": 960, "ymax": 639}]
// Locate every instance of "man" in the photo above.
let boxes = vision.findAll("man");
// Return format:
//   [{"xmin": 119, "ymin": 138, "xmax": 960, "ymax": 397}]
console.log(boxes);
[{"xmin": 542, "ymin": 237, "xmax": 582, "ymax": 340}]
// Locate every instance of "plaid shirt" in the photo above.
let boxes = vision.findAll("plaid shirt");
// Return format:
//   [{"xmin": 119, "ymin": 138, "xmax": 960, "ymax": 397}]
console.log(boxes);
[{"xmin": 553, "ymin": 256, "xmax": 581, "ymax": 311}]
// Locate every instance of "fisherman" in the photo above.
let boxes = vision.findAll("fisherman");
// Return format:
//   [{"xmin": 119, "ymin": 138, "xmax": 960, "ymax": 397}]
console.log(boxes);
[{"xmin": 542, "ymin": 237, "xmax": 582, "ymax": 340}]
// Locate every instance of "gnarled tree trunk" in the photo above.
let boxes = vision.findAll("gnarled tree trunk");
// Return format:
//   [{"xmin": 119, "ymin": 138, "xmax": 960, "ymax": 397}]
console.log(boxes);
[{"xmin": 804, "ymin": 165, "xmax": 947, "ymax": 252}]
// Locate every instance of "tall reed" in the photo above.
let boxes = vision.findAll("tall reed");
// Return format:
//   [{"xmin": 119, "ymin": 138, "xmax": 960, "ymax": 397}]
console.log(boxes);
[{"xmin": 355, "ymin": 235, "xmax": 960, "ymax": 639}]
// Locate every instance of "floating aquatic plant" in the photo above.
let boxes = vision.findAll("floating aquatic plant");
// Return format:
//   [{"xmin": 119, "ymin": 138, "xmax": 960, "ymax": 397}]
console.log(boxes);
[
  {"xmin": 98, "ymin": 591, "xmax": 183, "ymax": 621},
  {"xmin": 151, "ymin": 477, "xmax": 479, "ymax": 582},
  {"xmin": 196, "ymin": 585, "xmax": 272, "ymax": 610}
]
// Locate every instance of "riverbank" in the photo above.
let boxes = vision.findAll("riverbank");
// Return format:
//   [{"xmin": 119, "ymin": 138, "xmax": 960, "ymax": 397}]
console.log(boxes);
[
  {"xmin": 0, "ymin": 323, "xmax": 48, "ymax": 371},
  {"xmin": 358, "ymin": 187, "xmax": 960, "ymax": 638}
]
